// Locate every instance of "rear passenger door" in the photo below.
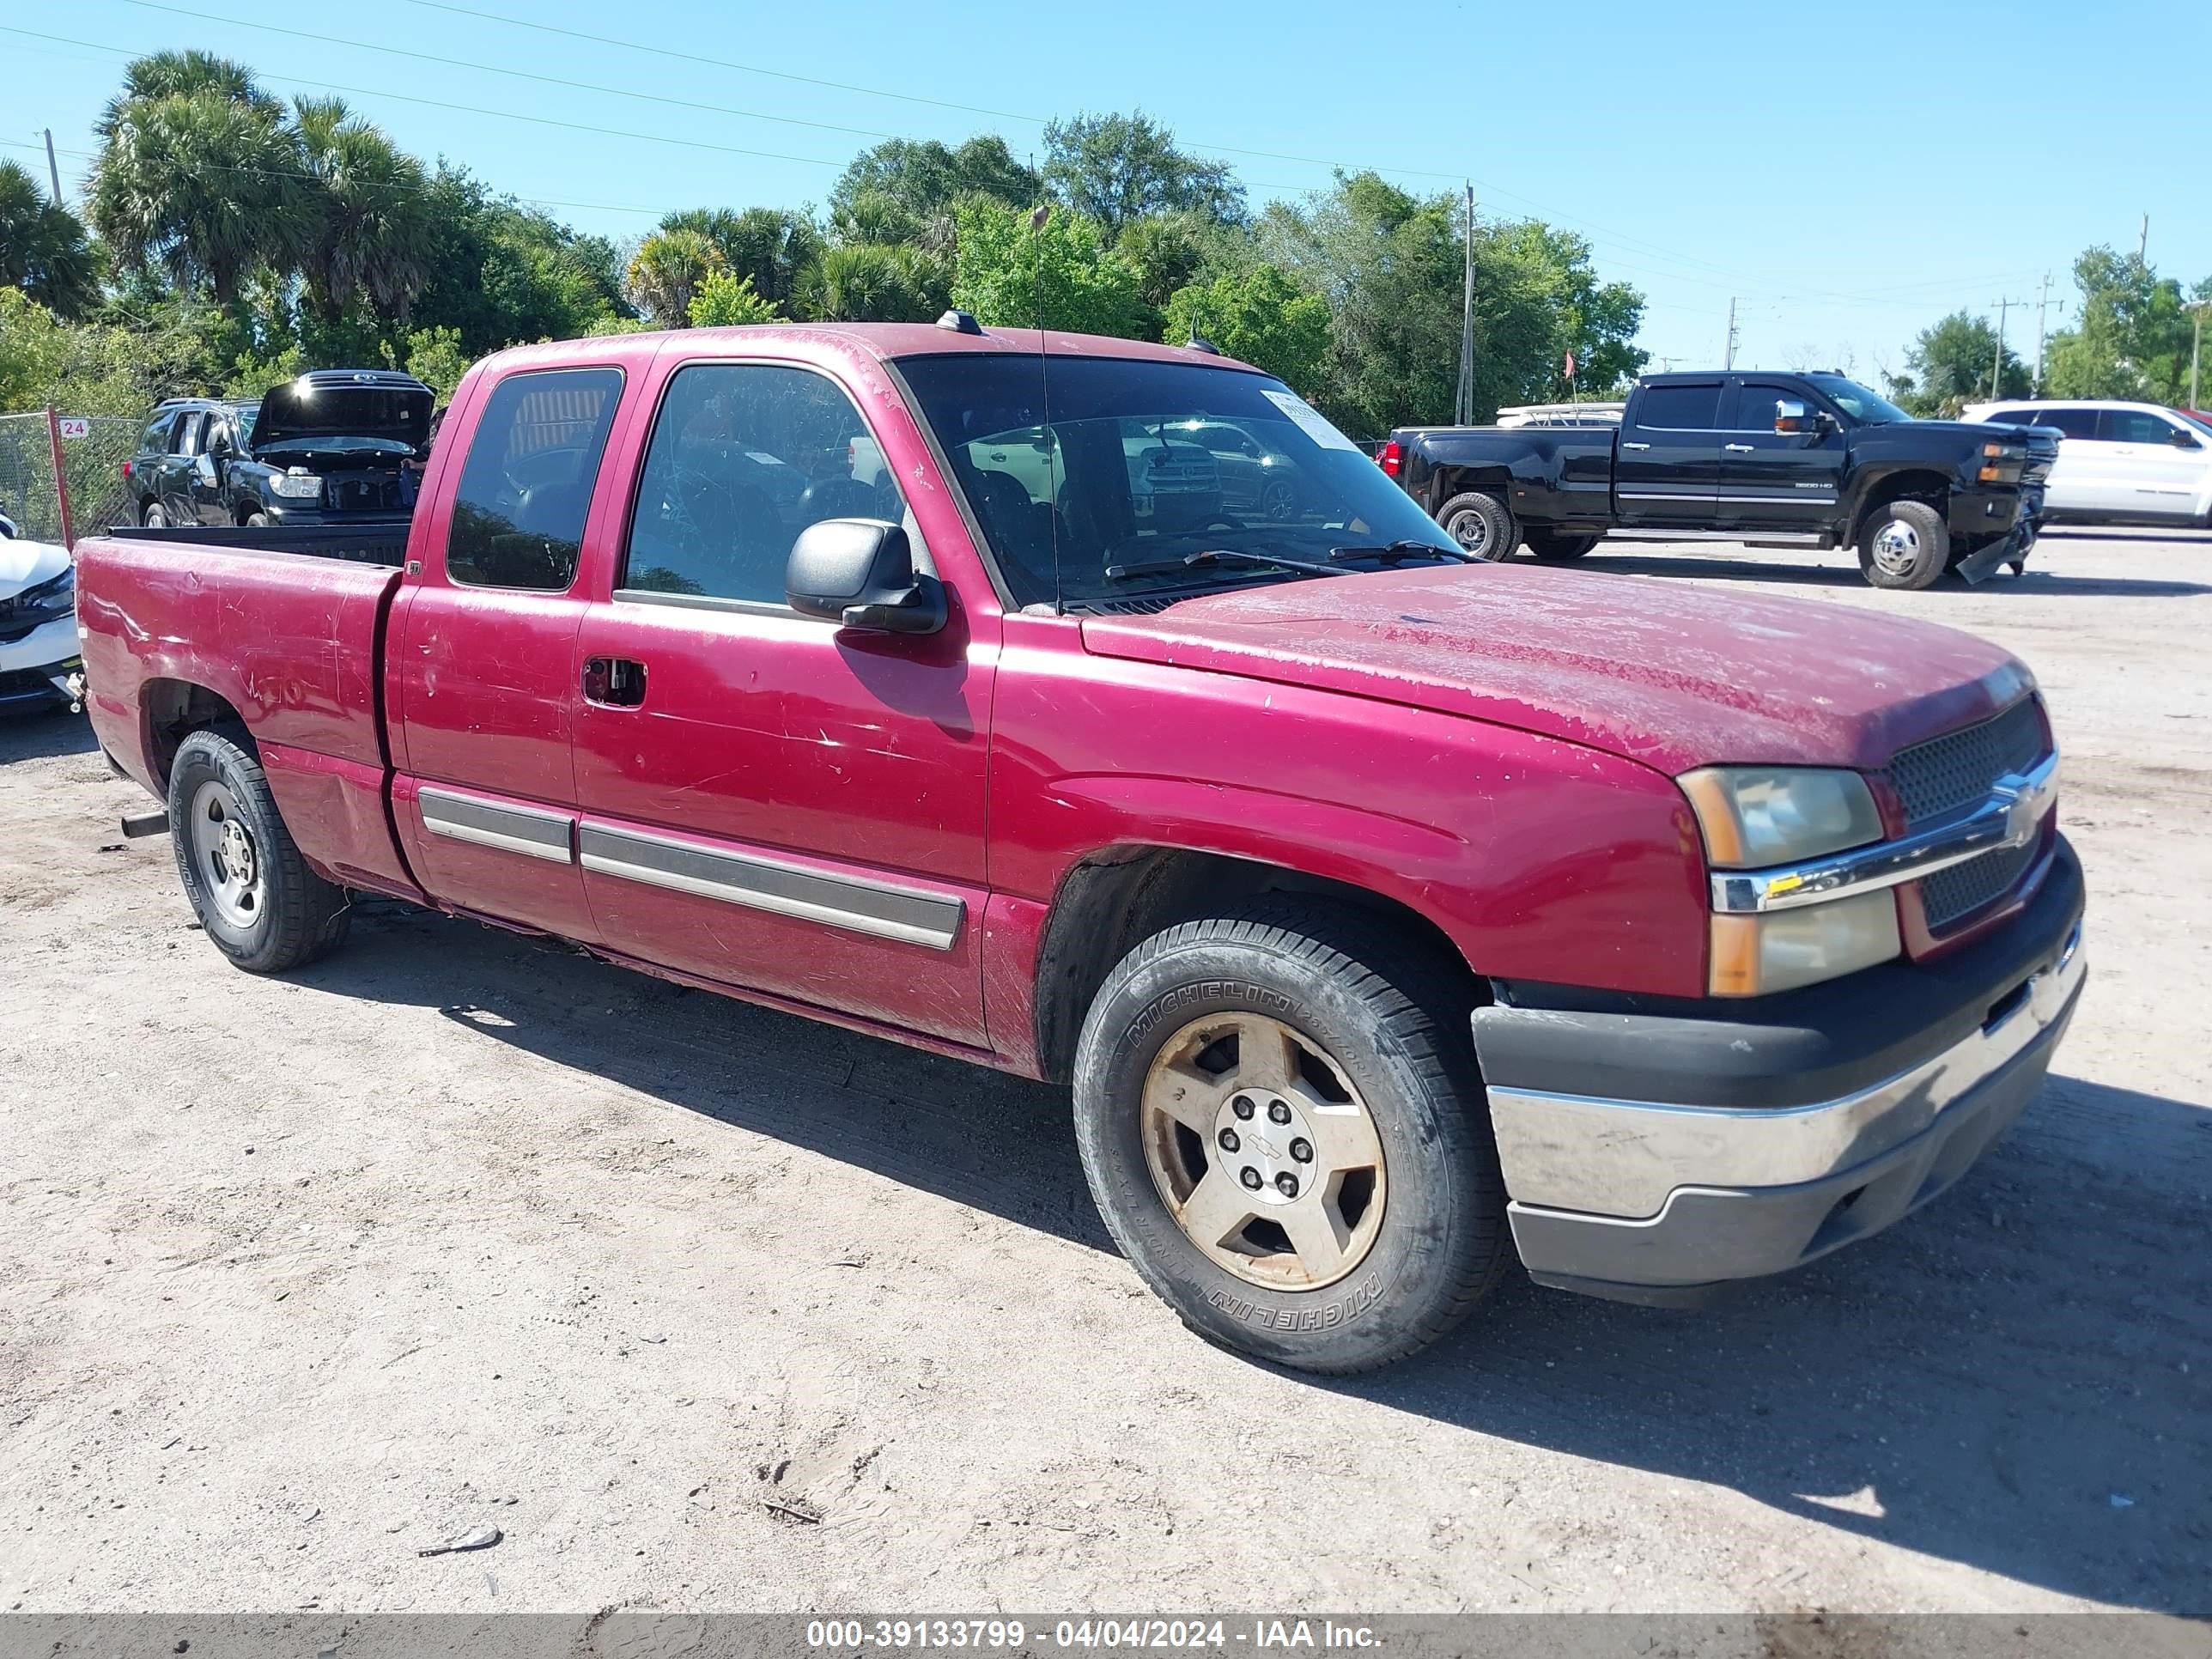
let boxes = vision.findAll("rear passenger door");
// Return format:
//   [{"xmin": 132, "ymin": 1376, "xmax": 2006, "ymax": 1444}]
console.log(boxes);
[
  {"xmin": 159, "ymin": 411, "xmax": 206, "ymax": 524},
  {"xmin": 2029, "ymin": 406, "xmax": 2112, "ymax": 514},
  {"xmin": 568, "ymin": 356, "xmax": 994, "ymax": 1048},
  {"xmin": 1615, "ymin": 380, "xmax": 1724, "ymax": 528},
  {"xmin": 1715, "ymin": 378, "xmax": 1847, "ymax": 533},
  {"xmin": 391, "ymin": 364, "xmax": 629, "ymax": 944},
  {"xmin": 2099, "ymin": 407, "xmax": 2205, "ymax": 520}
]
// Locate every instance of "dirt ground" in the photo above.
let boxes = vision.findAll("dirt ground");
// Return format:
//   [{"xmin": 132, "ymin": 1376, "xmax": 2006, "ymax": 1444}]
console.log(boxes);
[{"xmin": 1, "ymin": 529, "xmax": 2206, "ymax": 1619}]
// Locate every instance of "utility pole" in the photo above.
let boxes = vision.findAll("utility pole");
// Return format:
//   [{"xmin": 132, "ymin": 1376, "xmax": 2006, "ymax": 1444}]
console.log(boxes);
[
  {"xmin": 2032, "ymin": 272, "xmax": 2062, "ymax": 397},
  {"xmin": 42, "ymin": 129, "xmax": 63, "ymax": 204},
  {"xmin": 1723, "ymin": 297, "xmax": 1739, "ymax": 369},
  {"xmin": 2189, "ymin": 301, "xmax": 2211, "ymax": 412},
  {"xmin": 1455, "ymin": 184, "xmax": 1476, "ymax": 427},
  {"xmin": 1990, "ymin": 295, "xmax": 2029, "ymax": 398},
  {"xmin": 2139, "ymin": 215, "xmax": 2149, "ymax": 266}
]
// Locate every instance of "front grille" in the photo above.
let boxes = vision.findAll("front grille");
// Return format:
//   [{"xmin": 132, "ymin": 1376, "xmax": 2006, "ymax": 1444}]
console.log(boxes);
[
  {"xmin": 1921, "ymin": 838, "xmax": 2039, "ymax": 931},
  {"xmin": 1885, "ymin": 697, "xmax": 2046, "ymax": 825},
  {"xmin": 331, "ymin": 477, "xmax": 403, "ymax": 513}
]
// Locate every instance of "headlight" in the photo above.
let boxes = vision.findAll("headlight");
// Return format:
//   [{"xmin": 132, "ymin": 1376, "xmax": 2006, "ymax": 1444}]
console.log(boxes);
[
  {"xmin": 270, "ymin": 471, "xmax": 322, "ymax": 500},
  {"xmin": 1710, "ymin": 890, "xmax": 1900, "ymax": 997},
  {"xmin": 2, "ymin": 565, "xmax": 76, "ymax": 628},
  {"xmin": 1678, "ymin": 766, "xmax": 1882, "ymax": 868}
]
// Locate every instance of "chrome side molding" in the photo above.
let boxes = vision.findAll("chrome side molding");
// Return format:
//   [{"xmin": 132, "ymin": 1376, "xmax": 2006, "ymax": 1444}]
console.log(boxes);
[{"xmin": 418, "ymin": 787, "xmax": 574, "ymax": 864}]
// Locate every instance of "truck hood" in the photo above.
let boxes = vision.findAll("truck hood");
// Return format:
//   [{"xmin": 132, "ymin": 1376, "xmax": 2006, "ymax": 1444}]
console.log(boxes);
[{"xmin": 1077, "ymin": 564, "xmax": 2032, "ymax": 775}]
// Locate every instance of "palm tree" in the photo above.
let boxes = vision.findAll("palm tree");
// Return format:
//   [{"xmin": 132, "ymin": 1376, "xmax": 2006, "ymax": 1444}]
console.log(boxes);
[
  {"xmin": 0, "ymin": 161, "xmax": 100, "ymax": 318},
  {"xmin": 624, "ymin": 228, "xmax": 725, "ymax": 328},
  {"xmin": 292, "ymin": 96, "xmax": 432, "ymax": 326},
  {"xmin": 805, "ymin": 243, "xmax": 946, "ymax": 323},
  {"xmin": 88, "ymin": 54, "xmax": 304, "ymax": 305}
]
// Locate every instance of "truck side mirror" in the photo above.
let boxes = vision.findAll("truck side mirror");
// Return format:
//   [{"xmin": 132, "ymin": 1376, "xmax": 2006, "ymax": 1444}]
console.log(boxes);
[
  {"xmin": 786, "ymin": 517, "xmax": 946, "ymax": 635},
  {"xmin": 1775, "ymin": 400, "xmax": 1821, "ymax": 435}
]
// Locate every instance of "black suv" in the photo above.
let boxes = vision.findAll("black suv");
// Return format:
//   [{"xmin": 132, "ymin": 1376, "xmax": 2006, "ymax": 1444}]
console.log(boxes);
[{"xmin": 124, "ymin": 370, "xmax": 434, "ymax": 530}]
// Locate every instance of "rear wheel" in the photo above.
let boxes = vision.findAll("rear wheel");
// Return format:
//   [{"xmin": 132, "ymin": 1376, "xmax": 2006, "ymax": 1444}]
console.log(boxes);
[
  {"xmin": 1856, "ymin": 499, "xmax": 1949, "ymax": 590},
  {"xmin": 1435, "ymin": 490, "xmax": 1517, "ymax": 562},
  {"xmin": 1072, "ymin": 901, "xmax": 1508, "ymax": 1373},
  {"xmin": 168, "ymin": 727, "xmax": 351, "ymax": 973},
  {"xmin": 1524, "ymin": 530, "xmax": 1601, "ymax": 562}
]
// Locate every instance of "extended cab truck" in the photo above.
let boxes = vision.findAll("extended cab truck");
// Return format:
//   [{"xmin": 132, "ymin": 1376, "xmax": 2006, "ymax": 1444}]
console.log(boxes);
[
  {"xmin": 74, "ymin": 323, "xmax": 2087, "ymax": 1373},
  {"xmin": 1382, "ymin": 370, "xmax": 2060, "ymax": 590}
]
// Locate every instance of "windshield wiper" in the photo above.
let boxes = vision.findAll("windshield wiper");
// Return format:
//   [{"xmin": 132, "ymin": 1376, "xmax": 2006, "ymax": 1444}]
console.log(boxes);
[
  {"xmin": 1103, "ymin": 548, "xmax": 1343, "ymax": 582},
  {"xmin": 1328, "ymin": 539, "xmax": 1474, "ymax": 565}
]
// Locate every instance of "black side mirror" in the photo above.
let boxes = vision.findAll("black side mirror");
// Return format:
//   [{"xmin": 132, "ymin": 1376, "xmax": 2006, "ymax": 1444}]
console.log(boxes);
[
  {"xmin": 2172, "ymin": 425, "xmax": 2199, "ymax": 448},
  {"xmin": 786, "ymin": 518, "xmax": 946, "ymax": 635}
]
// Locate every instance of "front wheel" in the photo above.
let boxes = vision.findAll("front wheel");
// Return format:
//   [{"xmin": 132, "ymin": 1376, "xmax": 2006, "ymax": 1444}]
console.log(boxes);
[
  {"xmin": 168, "ymin": 727, "xmax": 351, "ymax": 973},
  {"xmin": 1435, "ymin": 490, "xmax": 1517, "ymax": 562},
  {"xmin": 1072, "ymin": 902, "xmax": 1508, "ymax": 1373},
  {"xmin": 1524, "ymin": 530, "xmax": 1601, "ymax": 562},
  {"xmin": 143, "ymin": 502, "xmax": 168, "ymax": 529},
  {"xmin": 1857, "ymin": 499, "xmax": 1950, "ymax": 590}
]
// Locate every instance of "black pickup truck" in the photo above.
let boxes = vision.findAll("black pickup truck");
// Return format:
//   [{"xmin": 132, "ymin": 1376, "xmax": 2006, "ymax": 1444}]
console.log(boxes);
[
  {"xmin": 125, "ymin": 369, "xmax": 433, "ymax": 532},
  {"xmin": 1378, "ymin": 370, "xmax": 2057, "ymax": 589}
]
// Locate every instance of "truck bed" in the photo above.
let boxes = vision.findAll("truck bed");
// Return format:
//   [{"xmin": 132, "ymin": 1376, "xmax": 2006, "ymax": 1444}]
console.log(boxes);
[
  {"xmin": 100, "ymin": 522, "xmax": 413, "ymax": 568},
  {"xmin": 74, "ymin": 531, "xmax": 419, "ymax": 897}
]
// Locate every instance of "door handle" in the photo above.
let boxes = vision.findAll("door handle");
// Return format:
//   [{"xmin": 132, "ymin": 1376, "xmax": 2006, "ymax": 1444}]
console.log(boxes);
[
  {"xmin": 582, "ymin": 656, "xmax": 648, "ymax": 708},
  {"xmin": 1723, "ymin": 443, "xmax": 1757, "ymax": 453},
  {"xmin": 1622, "ymin": 441, "xmax": 1651, "ymax": 451}
]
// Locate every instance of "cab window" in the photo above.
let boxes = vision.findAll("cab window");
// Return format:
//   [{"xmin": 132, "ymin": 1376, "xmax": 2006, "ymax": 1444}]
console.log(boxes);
[
  {"xmin": 1635, "ymin": 383, "xmax": 1723, "ymax": 430},
  {"xmin": 445, "ymin": 368, "xmax": 624, "ymax": 592},
  {"xmin": 620, "ymin": 363, "xmax": 910, "ymax": 606},
  {"xmin": 1730, "ymin": 383, "xmax": 1799, "ymax": 431}
]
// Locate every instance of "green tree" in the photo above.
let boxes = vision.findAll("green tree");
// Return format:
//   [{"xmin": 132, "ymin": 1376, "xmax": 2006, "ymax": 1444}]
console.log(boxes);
[
  {"xmin": 1162, "ymin": 264, "xmax": 1328, "ymax": 394},
  {"xmin": 805, "ymin": 243, "xmax": 946, "ymax": 323},
  {"xmin": 1259, "ymin": 173, "xmax": 1643, "ymax": 435},
  {"xmin": 0, "ymin": 161, "xmax": 100, "ymax": 319},
  {"xmin": 951, "ymin": 200, "xmax": 1145, "ymax": 338},
  {"xmin": 659, "ymin": 206, "xmax": 820, "ymax": 314},
  {"xmin": 1888, "ymin": 310, "xmax": 2028, "ymax": 416},
  {"xmin": 626, "ymin": 227, "xmax": 725, "ymax": 327},
  {"xmin": 688, "ymin": 270, "xmax": 781, "ymax": 327},
  {"xmin": 410, "ymin": 167, "xmax": 631, "ymax": 354},
  {"xmin": 2044, "ymin": 246, "xmax": 2205, "ymax": 404},
  {"xmin": 401, "ymin": 324, "xmax": 471, "ymax": 399},
  {"xmin": 88, "ymin": 55, "xmax": 307, "ymax": 304},
  {"xmin": 1042, "ymin": 112, "xmax": 1245, "ymax": 237},
  {"xmin": 828, "ymin": 137, "xmax": 1037, "ymax": 243},
  {"xmin": 290, "ymin": 96, "xmax": 434, "ymax": 327},
  {"xmin": 1116, "ymin": 210, "xmax": 1248, "ymax": 313}
]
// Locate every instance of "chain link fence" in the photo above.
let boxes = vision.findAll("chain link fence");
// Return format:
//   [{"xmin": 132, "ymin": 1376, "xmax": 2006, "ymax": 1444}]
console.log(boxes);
[{"xmin": 0, "ymin": 411, "xmax": 140, "ymax": 544}]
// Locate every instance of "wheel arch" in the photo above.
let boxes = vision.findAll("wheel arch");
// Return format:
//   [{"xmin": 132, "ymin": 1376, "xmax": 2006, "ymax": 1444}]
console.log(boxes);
[
  {"xmin": 1849, "ymin": 467, "xmax": 1953, "ymax": 543},
  {"xmin": 142, "ymin": 678, "xmax": 252, "ymax": 790},
  {"xmin": 1030, "ymin": 843, "xmax": 1490, "ymax": 1086}
]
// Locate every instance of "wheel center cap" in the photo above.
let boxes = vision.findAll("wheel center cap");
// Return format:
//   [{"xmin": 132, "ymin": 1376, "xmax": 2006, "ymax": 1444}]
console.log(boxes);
[
  {"xmin": 1217, "ymin": 1093, "xmax": 1314, "ymax": 1205},
  {"xmin": 220, "ymin": 822, "xmax": 255, "ymax": 884}
]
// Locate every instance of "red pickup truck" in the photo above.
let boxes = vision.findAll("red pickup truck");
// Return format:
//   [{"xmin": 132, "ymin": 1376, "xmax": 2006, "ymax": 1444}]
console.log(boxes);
[{"xmin": 74, "ymin": 320, "xmax": 2087, "ymax": 1372}]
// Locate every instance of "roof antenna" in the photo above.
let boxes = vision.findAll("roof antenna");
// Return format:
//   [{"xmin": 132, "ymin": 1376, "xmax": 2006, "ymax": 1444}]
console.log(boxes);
[
  {"xmin": 1184, "ymin": 301, "xmax": 1220, "ymax": 355},
  {"xmin": 1030, "ymin": 194, "xmax": 1063, "ymax": 614}
]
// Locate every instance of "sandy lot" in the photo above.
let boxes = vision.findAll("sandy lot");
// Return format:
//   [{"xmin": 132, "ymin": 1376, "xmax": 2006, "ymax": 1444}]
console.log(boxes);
[{"xmin": 1, "ymin": 529, "xmax": 2206, "ymax": 1618}]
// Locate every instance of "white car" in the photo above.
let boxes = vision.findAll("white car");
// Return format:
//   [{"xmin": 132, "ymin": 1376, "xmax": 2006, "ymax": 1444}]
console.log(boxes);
[
  {"xmin": 0, "ymin": 531, "xmax": 81, "ymax": 714},
  {"xmin": 1962, "ymin": 399, "xmax": 2212, "ymax": 527}
]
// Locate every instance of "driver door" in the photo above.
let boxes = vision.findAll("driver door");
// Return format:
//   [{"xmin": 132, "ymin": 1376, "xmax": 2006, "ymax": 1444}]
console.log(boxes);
[{"xmin": 568, "ymin": 355, "xmax": 994, "ymax": 1047}]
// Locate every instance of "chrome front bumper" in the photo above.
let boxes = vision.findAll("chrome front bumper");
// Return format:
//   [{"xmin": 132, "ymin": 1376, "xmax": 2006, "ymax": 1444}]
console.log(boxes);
[{"xmin": 1487, "ymin": 918, "xmax": 2084, "ymax": 1301}]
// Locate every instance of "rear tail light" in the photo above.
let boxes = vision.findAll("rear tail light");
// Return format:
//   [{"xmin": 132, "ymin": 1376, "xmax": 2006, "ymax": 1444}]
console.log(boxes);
[
  {"xmin": 120, "ymin": 459, "xmax": 132, "ymax": 479},
  {"xmin": 1377, "ymin": 440, "xmax": 1402, "ymax": 477}
]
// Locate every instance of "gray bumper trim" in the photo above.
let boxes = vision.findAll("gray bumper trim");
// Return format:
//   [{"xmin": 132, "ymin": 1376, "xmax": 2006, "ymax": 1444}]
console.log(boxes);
[{"xmin": 1508, "ymin": 967, "xmax": 2080, "ymax": 1294}]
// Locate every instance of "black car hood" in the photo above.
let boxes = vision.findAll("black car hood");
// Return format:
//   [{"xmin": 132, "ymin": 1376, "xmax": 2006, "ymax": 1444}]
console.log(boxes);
[{"xmin": 252, "ymin": 374, "xmax": 434, "ymax": 455}]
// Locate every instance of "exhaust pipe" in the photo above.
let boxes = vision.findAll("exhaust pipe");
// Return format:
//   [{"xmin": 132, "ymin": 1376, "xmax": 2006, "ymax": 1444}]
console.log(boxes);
[{"xmin": 120, "ymin": 810, "xmax": 168, "ymax": 840}]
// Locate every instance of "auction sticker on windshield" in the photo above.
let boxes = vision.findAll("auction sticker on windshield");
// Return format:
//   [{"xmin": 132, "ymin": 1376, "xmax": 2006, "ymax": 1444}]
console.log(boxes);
[{"xmin": 1260, "ymin": 389, "xmax": 1362, "ymax": 452}]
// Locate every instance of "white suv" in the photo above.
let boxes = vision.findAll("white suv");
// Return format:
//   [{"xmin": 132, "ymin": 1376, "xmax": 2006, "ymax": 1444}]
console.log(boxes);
[{"xmin": 1962, "ymin": 399, "xmax": 2212, "ymax": 527}]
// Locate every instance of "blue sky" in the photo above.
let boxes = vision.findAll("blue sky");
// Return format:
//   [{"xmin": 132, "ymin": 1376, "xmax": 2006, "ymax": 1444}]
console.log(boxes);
[{"xmin": 7, "ymin": 0, "xmax": 2207, "ymax": 383}]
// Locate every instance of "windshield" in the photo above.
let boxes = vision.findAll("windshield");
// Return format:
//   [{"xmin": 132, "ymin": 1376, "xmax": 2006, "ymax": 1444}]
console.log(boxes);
[
  {"xmin": 895, "ymin": 354, "xmax": 1459, "ymax": 608},
  {"xmin": 1803, "ymin": 374, "xmax": 1909, "ymax": 425}
]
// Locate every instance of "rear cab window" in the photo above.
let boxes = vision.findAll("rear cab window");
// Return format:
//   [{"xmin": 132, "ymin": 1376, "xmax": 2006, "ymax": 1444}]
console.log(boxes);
[
  {"xmin": 444, "ymin": 368, "xmax": 624, "ymax": 591},
  {"xmin": 1633, "ymin": 383, "xmax": 1724, "ymax": 429}
]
